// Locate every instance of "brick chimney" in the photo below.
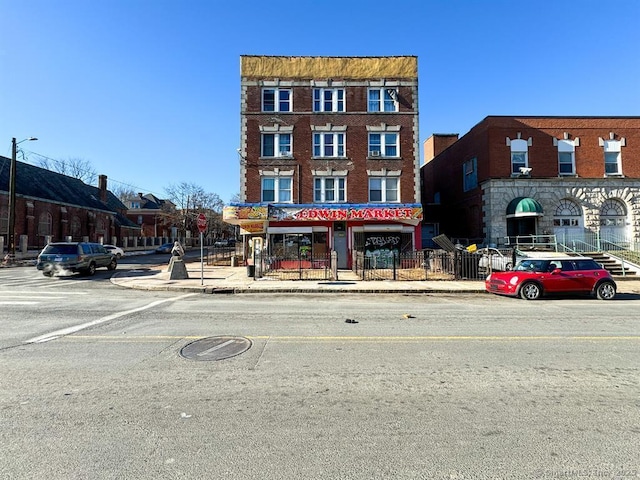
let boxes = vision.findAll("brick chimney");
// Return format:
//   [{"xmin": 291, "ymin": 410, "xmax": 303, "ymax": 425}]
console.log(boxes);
[
  {"xmin": 98, "ymin": 175, "xmax": 108, "ymax": 202},
  {"xmin": 423, "ymin": 134, "xmax": 459, "ymax": 164}
]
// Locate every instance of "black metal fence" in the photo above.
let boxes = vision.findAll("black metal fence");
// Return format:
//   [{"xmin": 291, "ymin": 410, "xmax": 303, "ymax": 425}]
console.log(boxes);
[
  {"xmin": 353, "ymin": 249, "xmax": 484, "ymax": 281},
  {"xmin": 254, "ymin": 251, "xmax": 335, "ymax": 281}
]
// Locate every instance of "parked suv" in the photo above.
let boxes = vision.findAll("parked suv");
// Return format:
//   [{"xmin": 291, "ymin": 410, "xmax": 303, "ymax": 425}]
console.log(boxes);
[{"xmin": 36, "ymin": 242, "xmax": 117, "ymax": 276}]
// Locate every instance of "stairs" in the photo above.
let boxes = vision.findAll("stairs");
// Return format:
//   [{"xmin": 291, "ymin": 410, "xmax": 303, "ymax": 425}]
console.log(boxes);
[{"xmin": 586, "ymin": 252, "xmax": 637, "ymax": 277}]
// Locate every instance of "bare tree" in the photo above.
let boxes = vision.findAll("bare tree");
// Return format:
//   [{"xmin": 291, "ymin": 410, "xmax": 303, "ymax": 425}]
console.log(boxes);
[
  {"xmin": 164, "ymin": 182, "xmax": 226, "ymax": 238},
  {"xmin": 110, "ymin": 184, "xmax": 138, "ymax": 205},
  {"xmin": 36, "ymin": 156, "xmax": 97, "ymax": 184}
]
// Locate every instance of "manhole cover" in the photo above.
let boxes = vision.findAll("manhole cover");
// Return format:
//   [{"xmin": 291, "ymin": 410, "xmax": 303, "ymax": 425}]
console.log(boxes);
[{"xmin": 180, "ymin": 336, "xmax": 252, "ymax": 361}]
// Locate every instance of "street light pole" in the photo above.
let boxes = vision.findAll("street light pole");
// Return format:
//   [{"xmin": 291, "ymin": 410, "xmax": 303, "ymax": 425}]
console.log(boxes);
[{"xmin": 7, "ymin": 137, "xmax": 37, "ymax": 261}]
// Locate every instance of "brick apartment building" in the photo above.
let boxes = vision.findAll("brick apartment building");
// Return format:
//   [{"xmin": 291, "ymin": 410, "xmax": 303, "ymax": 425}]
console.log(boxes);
[
  {"xmin": 421, "ymin": 116, "xmax": 640, "ymax": 249},
  {"xmin": 224, "ymin": 56, "xmax": 422, "ymax": 268}
]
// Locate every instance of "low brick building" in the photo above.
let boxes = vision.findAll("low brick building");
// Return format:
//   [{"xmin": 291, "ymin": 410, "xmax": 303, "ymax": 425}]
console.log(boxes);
[
  {"xmin": 1, "ymin": 156, "xmax": 140, "ymax": 252},
  {"xmin": 421, "ymin": 116, "xmax": 640, "ymax": 248}
]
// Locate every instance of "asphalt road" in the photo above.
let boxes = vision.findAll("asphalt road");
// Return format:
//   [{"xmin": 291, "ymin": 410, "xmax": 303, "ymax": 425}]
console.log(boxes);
[{"xmin": 0, "ymin": 265, "xmax": 639, "ymax": 479}]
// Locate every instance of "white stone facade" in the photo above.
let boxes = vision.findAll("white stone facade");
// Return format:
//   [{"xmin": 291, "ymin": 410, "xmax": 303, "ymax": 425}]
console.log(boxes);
[{"xmin": 482, "ymin": 178, "xmax": 640, "ymax": 246}]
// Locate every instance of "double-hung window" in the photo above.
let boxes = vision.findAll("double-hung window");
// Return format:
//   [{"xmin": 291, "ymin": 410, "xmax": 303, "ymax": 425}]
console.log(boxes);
[
  {"xmin": 313, "ymin": 88, "xmax": 344, "ymax": 112},
  {"xmin": 261, "ymin": 133, "xmax": 292, "ymax": 157},
  {"xmin": 368, "ymin": 88, "xmax": 398, "ymax": 112},
  {"xmin": 314, "ymin": 177, "xmax": 346, "ymax": 203},
  {"xmin": 313, "ymin": 133, "xmax": 345, "ymax": 158},
  {"xmin": 261, "ymin": 177, "xmax": 292, "ymax": 203},
  {"xmin": 556, "ymin": 139, "xmax": 576, "ymax": 175},
  {"xmin": 369, "ymin": 177, "xmax": 399, "ymax": 203},
  {"xmin": 509, "ymin": 138, "xmax": 529, "ymax": 175},
  {"xmin": 603, "ymin": 140, "xmax": 622, "ymax": 175},
  {"xmin": 262, "ymin": 88, "xmax": 292, "ymax": 112},
  {"xmin": 368, "ymin": 133, "xmax": 398, "ymax": 157}
]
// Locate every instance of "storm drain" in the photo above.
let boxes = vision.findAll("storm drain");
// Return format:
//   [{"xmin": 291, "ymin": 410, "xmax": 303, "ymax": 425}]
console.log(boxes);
[{"xmin": 180, "ymin": 336, "xmax": 252, "ymax": 361}]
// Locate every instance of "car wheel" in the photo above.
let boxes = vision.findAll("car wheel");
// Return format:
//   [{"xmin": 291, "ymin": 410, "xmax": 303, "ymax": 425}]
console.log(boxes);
[
  {"xmin": 519, "ymin": 282, "xmax": 541, "ymax": 300},
  {"xmin": 87, "ymin": 263, "xmax": 97, "ymax": 276},
  {"xmin": 107, "ymin": 259, "xmax": 117, "ymax": 271},
  {"xmin": 43, "ymin": 270, "xmax": 53, "ymax": 277},
  {"xmin": 596, "ymin": 281, "xmax": 616, "ymax": 300}
]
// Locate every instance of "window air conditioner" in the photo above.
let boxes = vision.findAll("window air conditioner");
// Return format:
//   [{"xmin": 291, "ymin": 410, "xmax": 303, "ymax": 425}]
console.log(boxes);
[{"xmin": 370, "ymin": 150, "xmax": 381, "ymax": 157}]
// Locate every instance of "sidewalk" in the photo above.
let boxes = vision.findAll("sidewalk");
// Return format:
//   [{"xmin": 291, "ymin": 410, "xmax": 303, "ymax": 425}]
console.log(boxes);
[
  {"xmin": 110, "ymin": 261, "xmax": 640, "ymax": 295},
  {"xmin": 110, "ymin": 262, "xmax": 488, "ymax": 294}
]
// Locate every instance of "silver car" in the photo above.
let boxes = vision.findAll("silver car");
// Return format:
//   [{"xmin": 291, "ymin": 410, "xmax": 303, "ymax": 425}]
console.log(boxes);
[{"xmin": 36, "ymin": 242, "xmax": 117, "ymax": 276}]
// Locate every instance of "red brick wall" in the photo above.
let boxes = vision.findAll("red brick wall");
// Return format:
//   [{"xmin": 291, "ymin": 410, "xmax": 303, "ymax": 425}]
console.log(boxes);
[{"xmin": 242, "ymin": 83, "xmax": 419, "ymax": 204}]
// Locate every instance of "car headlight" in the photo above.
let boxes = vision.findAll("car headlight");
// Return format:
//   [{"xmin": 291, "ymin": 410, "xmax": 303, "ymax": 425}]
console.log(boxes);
[{"xmin": 509, "ymin": 276, "xmax": 519, "ymax": 285}]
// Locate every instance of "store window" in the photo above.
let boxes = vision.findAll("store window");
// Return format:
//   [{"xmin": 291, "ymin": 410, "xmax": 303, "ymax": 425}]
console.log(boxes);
[{"xmin": 269, "ymin": 232, "xmax": 327, "ymax": 258}]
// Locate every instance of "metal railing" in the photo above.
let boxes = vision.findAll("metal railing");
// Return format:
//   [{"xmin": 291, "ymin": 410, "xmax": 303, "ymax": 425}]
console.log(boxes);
[
  {"xmin": 255, "ymin": 251, "xmax": 336, "ymax": 281},
  {"xmin": 353, "ymin": 250, "xmax": 486, "ymax": 281}
]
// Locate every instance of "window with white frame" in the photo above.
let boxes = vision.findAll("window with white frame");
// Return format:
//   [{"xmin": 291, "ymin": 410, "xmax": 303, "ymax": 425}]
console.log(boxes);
[
  {"xmin": 557, "ymin": 140, "xmax": 576, "ymax": 175},
  {"xmin": 368, "ymin": 88, "xmax": 398, "ymax": 112},
  {"xmin": 313, "ymin": 88, "xmax": 345, "ymax": 112},
  {"xmin": 314, "ymin": 177, "xmax": 346, "ymax": 203},
  {"xmin": 369, "ymin": 177, "xmax": 399, "ymax": 203},
  {"xmin": 368, "ymin": 133, "xmax": 399, "ymax": 157},
  {"xmin": 553, "ymin": 199, "xmax": 582, "ymax": 227},
  {"xmin": 261, "ymin": 177, "xmax": 292, "ymax": 203},
  {"xmin": 261, "ymin": 133, "xmax": 292, "ymax": 157},
  {"xmin": 603, "ymin": 140, "xmax": 622, "ymax": 175},
  {"xmin": 509, "ymin": 138, "xmax": 529, "ymax": 175},
  {"xmin": 313, "ymin": 133, "xmax": 345, "ymax": 158},
  {"xmin": 262, "ymin": 88, "xmax": 292, "ymax": 112}
]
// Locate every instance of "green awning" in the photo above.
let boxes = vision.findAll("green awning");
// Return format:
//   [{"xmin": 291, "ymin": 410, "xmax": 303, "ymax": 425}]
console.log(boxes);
[{"xmin": 506, "ymin": 197, "xmax": 543, "ymax": 218}]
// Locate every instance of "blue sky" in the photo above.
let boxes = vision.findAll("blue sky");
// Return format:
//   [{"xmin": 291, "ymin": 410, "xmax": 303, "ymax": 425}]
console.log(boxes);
[{"xmin": 2, "ymin": 0, "xmax": 639, "ymax": 204}]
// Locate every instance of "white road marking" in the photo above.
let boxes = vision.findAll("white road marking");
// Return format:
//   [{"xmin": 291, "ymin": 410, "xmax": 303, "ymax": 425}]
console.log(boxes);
[
  {"xmin": 197, "ymin": 339, "xmax": 235, "ymax": 356},
  {"xmin": 0, "ymin": 301, "xmax": 40, "ymax": 305},
  {"xmin": 25, "ymin": 293, "xmax": 197, "ymax": 344}
]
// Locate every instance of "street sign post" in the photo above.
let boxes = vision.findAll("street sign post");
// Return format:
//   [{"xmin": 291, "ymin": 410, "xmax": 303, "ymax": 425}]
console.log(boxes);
[{"xmin": 197, "ymin": 213, "xmax": 207, "ymax": 285}]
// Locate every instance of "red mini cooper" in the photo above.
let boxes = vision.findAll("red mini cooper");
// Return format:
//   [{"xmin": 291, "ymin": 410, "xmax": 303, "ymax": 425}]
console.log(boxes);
[{"xmin": 485, "ymin": 256, "xmax": 617, "ymax": 300}]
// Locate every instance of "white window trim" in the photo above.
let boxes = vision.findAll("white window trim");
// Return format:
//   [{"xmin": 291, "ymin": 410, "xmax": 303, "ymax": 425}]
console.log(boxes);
[
  {"xmin": 262, "ymin": 87, "xmax": 292, "ymax": 113},
  {"xmin": 261, "ymin": 176, "xmax": 293, "ymax": 203},
  {"xmin": 368, "ymin": 177, "xmax": 400, "ymax": 203},
  {"xmin": 603, "ymin": 140, "xmax": 623, "ymax": 176},
  {"xmin": 556, "ymin": 139, "xmax": 577, "ymax": 176},
  {"xmin": 314, "ymin": 176, "xmax": 346, "ymax": 203},
  {"xmin": 367, "ymin": 87, "xmax": 399, "ymax": 112},
  {"xmin": 367, "ymin": 132, "xmax": 400, "ymax": 158},
  {"xmin": 313, "ymin": 88, "xmax": 345, "ymax": 112},
  {"xmin": 313, "ymin": 132, "xmax": 345, "ymax": 158},
  {"xmin": 260, "ymin": 132, "xmax": 293, "ymax": 158},
  {"xmin": 508, "ymin": 138, "xmax": 530, "ymax": 175}
]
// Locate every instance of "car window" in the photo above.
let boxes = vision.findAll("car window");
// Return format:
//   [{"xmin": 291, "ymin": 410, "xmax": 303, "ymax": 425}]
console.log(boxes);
[
  {"xmin": 549, "ymin": 261, "xmax": 562, "ymax": 271},
  {"xmin": 574, "ymin": 259, "xmax": 600, "ymax": 270},
  {"xmin": 81, "ymin": 244, "xmax": 92, "ymax": 254},
  {"xmin": 515, "ymin": 260, "xmax": 546, "ymax": 272},
  {"xmin": 43, "ymin": 244, "xmax": 77, "ymax": 255},
  {"xmin": 559, "ymin": 261, "xmax": 575, "ymax": 271}
]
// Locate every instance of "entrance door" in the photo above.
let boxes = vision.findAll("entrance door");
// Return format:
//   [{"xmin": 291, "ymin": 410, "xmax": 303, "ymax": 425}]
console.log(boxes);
[{"xmin": 333, "ymin": 222, "xmax": 348, "ymax": 268}]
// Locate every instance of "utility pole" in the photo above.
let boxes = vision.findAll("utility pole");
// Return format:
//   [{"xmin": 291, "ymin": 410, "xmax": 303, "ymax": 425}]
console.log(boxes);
[
  {"xmin": 6, "ymin": 137, "xmax": 37, "ymax": 263},
  {"xmin": 7, "ymin": 138, "xmax": 18, "ymax": 262}
]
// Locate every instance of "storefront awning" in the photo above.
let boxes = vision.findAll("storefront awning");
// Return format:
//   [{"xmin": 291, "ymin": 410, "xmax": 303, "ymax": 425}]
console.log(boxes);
[{"xmin": 506, "ymin": 197, "xmax": 544, "ymax": 218}]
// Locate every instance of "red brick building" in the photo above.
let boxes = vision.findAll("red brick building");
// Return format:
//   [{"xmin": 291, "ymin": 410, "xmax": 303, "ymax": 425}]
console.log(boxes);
[
  {"xmin": 1, "ymin": 157, "xmax": 140, "ymax": 252},
  {"xmin": 421, "ymin": 116, "xmax": 640, "ymax": 249},
  {"xmin": 224, "ymin": 56, "xmax": 422, "ymax": 268}
]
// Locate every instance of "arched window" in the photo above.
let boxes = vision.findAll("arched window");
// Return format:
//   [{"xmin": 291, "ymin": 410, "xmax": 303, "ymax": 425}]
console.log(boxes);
[
  {"xmin": 553, "ymin": 199, "xmax": 582, "ymax": 228},
  {"xmin": 38, "ymin": 212, "xmax": 52, "ymax": 236},
  {"xmin": 600, "ymin": 199, "xmax": 626, "ymax": 227}
]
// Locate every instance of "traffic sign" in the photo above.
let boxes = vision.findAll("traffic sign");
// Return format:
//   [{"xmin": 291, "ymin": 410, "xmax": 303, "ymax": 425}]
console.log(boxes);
[{"xmin": 196, "ymin": 213, "xmax": 207, "ymax": 233}]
